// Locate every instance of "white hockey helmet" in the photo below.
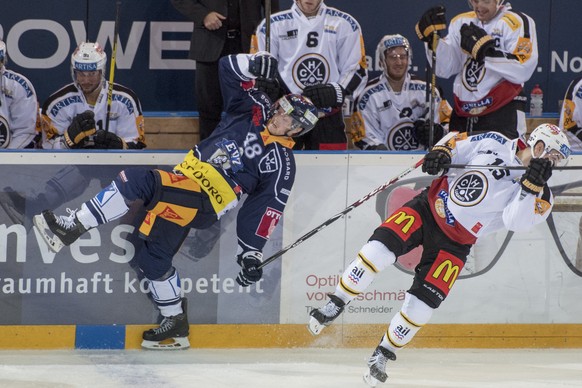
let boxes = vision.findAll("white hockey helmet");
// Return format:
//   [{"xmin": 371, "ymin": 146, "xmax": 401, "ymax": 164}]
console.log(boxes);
[
  {"xmin": 0, "ymin": 40, "xmax": 6, "ymax": 69},
  {"xmin": 527, "ymin": 123, "xmax": 571, "ymax": 166},
  {"xmin": 70, "ymin": 42, "xmax": 107, "ymax": 84},
  {"xmin": 376, "ymin": 34, "xmax": 412, "ymax": 71}
]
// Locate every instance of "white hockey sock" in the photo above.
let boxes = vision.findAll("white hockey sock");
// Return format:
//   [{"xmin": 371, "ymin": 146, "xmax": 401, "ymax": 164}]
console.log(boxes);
[
  {"xmin": 83, "ymin": 181, "xmax": 129, "ymax": 225},
  {"xmin": 380, "ymin": 293, "xmax": 433, "ymax": 352},
  {"xmin": 148, "ymin": 268, "xmax": 183, "ymax": 317},
  {"xmin": 334, "ymin": 240, "xmax": 396, "ymax": 303}
]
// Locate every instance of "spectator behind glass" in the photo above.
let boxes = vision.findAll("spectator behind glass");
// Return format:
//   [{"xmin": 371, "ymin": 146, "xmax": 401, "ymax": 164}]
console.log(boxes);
[{"xmin": 171, "ymin": 0, "xmax": 279, "ymax": 142}]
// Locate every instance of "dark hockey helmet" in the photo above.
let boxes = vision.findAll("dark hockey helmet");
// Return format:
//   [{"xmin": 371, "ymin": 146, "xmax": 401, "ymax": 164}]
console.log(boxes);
[{"xmin": 270, "ymin": 94, "xmax": 319, "ymax": 137}]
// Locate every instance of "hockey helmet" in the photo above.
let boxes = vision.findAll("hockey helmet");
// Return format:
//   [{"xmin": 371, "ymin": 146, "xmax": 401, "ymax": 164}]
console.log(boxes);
[
  {"xmin": 70, "ymin": 42, "xmax": 107, "ymax": 84},
  {"xmin": 0, "ymin": 40, "xmax": 6, "ymax": 69},
  {"xmin": 270, "ymin": 94, "xmax": 319, "ymax": 137},
  {"xmin": 376, "ymin": 34, "xmax": 412, "ymax": 71},
  {"xmin": 527, "ymin": 123, "xmax": 571, "ymax": 166}
]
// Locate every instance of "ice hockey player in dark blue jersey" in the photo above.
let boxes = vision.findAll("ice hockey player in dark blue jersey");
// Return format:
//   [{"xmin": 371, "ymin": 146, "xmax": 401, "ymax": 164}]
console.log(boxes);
[{"xmin": 32, "ymin": 52, "xmax": 319, "ymax": 350}]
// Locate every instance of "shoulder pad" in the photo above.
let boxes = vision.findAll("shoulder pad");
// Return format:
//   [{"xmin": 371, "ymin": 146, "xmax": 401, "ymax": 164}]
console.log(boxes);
[{"xmin": 451, "ymin": 11, "xmax": 476, "ymax": 24}]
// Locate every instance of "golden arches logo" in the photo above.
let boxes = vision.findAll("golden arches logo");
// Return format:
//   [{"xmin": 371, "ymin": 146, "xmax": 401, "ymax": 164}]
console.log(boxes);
[
  {"xmin": 386, "ymin": 211, "xmax": 415, "ymax": 233},
  {"xmin": 431, "ymin": 260, "xmax": 460, "ymax": 289}
]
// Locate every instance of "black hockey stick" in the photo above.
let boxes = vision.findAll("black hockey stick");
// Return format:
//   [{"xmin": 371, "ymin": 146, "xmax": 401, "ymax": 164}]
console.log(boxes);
[
  {"xmin": 265, "ymin": 0, "xmax": 271, "ymax": 52},
  {"xmin": 428, "ymin": 33, "xmax": 438, "ymax": 148},
  {"xmin": 446, "ymin": 163, "xmax": 582, "ymax": 171},
  {"xmin": 258, "ymin": 158, "xmax": 425, "ymax": 269},
  {"xmin": 105, "ymin": 0, "xmax": 121, "ymax": 134}
]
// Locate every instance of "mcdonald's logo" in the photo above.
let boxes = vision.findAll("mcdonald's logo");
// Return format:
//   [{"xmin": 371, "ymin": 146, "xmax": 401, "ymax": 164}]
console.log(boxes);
[
  {"xmin": 425, "ymin": 250, "xmax": 465, "ymax": 297},
  {"xmin": 381, "ymin": 207, "xmax": 421, "ymax": 241}
]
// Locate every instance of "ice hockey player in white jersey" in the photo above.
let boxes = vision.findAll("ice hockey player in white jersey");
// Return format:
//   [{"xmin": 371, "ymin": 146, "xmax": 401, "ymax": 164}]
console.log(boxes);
[
  {"xmin": 350, "ymin": 34, "xmax": 451, "ymax": 150},
  {"xmin": 251, "ymin": 0, "xmax": 367, "ymax": 150},
  {"xmin": 559, "ymin": 77, "xmax": 582, "ymax": 152},
  {"xmin": 40, "ymin": 42, "xmax": 145, "ymax": 149},
  {"xmin": 0, "ymin": 39, "xmax": 39, "ymax": 149},
  {"xmin": 308, "ymin": 123, "xmax": 571, "ymax": 386},
  {"xmin": 415, "ymin": 1, "xmax": 538, "ymax": 140}
]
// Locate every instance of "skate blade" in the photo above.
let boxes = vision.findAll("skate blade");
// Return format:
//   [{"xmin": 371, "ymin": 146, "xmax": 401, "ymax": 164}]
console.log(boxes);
[
  {"xmin": 33, "ymin": 214, "xmax": 64, "ymax": 253},
  {"xmin": 141, "ymin": 337, "xmax": 190, "ymax": 351},
  {"xmin": 307, "ymin": 316, "xmax": 325, "ymax": 336},
  {"xmin": 363, "ymin": 371, "xmax": 380, "ymax": 387}
]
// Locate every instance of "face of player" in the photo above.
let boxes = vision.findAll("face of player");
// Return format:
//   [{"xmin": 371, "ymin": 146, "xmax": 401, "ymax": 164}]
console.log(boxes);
[
  {"xmin": 469, "ymin": 0, "xmax": 500, "ymax": 23},
  {"xmin": 532, "ymin": 141, "xmax": 566, "ymax": 166},
  {"xmin": 74, "ymin": 70, "xmax": 102, "ymax": 95},
  {"xmin": 296, "ymin": 0, "xmax": 323, "ymax": 17},
  {"xmin": 267, "ymin": 110, "xmax": 304, "ymax": 137},
  {"xmin": 384, "ymin": 47, "xmax": 409, "ymax": 81}
]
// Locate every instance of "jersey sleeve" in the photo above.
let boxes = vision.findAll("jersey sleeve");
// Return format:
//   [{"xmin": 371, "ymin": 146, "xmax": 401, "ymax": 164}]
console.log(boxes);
[
  {"xmin": 432, "ymin": 17, "xmax": 466, "ymax": 79},
  {"xmin": 351, "ymin": 90, "xmax": 384, "ymax": 148},
  {"xmin": 336, "ymin": 20, "xmax": 368, "ymax": 97},
  {"xmin": 502, "ymin": 185, "xmax": 553, "ymax": 231},
  {"xmin": 236, "ymin": 145, "xmax": 295, "ymax": 253},
  {"xmin": 5, "ymin": 72, "xmax": 38, "ymax": 148},
  {"xmin": 559, "ymin": 77, "xmax": 582, "ymax": 141}
]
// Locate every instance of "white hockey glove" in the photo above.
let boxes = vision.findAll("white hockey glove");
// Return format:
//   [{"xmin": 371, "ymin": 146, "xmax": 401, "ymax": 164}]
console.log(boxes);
[{"xmin": 236, "ymin": 251, "xmax": 263, "ymax": 287}]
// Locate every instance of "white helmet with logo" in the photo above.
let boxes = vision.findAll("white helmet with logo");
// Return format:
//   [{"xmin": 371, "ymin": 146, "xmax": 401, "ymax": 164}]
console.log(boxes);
[
  {"xmin": 527, "ymin": 123, "xmax": 571, "ymax": 166},
  {"xmin": 376, "ymin": 34, "xmax": 412, "ymax": 72},
  {"xmin": 70, "ymin": 42, "xmax": 107, "ymax": 85}
]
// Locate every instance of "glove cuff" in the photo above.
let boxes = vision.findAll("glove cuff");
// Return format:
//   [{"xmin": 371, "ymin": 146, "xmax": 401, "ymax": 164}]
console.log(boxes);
[
  {"xmin": 472, "ymin": 35, "xmax": 493, "ymax": 60},
  {"xmin": 520, "ymin": 178, "xmax": 543, "ymax": 194},
  {"xmin": 431, "ymin": 145, "xmax": 453, "ymax": 159}
]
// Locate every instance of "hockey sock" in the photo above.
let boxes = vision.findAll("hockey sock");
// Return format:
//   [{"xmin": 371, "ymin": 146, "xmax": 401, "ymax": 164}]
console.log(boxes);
[
  {"xmin": 148, "ymin": 267, "xmax": 183, "ymax": 317},
  {"xmin": 334, "ymin": 240, "xmax": 396, "ymax": 303},
  {"xmin": 380, "ymin": 293, "xmax": 433, "ymax": 352},
  {"xmin": 81, "ymin": 181, "xmax": 129, "ymax": 226}
]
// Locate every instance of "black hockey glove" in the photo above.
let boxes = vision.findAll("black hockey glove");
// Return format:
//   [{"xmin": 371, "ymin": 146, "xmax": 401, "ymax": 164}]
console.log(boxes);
[
  {"xmin": 302, "ymin": 82, "xmax": 346, "ymax": 109},
  {"xmin": 415, "ymin": 6, "xmax": 447, "ymax": 43},
  {"xmin": 64, "ymin": 110, "xmax": 96, "ymax": 148},
  {"xmin": 93, "ymin": 130, "xmax": 127, "ymax": 149},
  {"xmin": 248, "ymin": 52, "xmax": 278, "ymax": 80},
  {"xmin": 460, "ymin": 22, "xmax": 496, "ymax": 62},
  {"xmin": 520, "ymin": 158, "xmax": 553, "ymax": 195},
  {"xmin": 422, "ymin": 145, "xmax": 452, "ymax": 176},
  {"xmin": 236, "ymin": 251, "xmax": 263, "ymax": 287},
  {"xmin": 255, "ymin": 77, "xmax": 283, "ymax": 102},
  {"xmin": 413, "ymin": 120, "xmax": 445, "ymax": 147}
]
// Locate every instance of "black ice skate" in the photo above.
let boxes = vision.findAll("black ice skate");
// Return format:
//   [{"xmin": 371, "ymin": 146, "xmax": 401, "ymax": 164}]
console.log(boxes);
[
  {"xmin": 363, "ymin": 345, "xmax": 397, "ymax": 387},
  {"xmin": 33, "ymin": 209, "xmax": 88, "ymax": 253},
  {"xmin": 307, "ymin": 293, "xmax": 346, "ymax": 335},
  {"xmin": 142, "ymin": 298, "xmax": 190, "ymax": 350}
]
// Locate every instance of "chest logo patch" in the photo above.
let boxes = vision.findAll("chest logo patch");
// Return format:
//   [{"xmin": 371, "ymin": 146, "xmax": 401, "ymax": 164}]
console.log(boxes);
[
  {"xmin": 450, "ymin": 171, "xmax": 488, "ymax": 207},
  {"xmin": 293, "ymin": 53, "xmax": 330, "ymax": 88}
]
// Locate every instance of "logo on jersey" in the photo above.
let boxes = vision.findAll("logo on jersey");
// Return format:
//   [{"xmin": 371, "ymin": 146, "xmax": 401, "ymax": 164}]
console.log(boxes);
[
  {"xmin": 256, "ymin": 207, "xmax": 282, "ymax": 239},
  {"xmin": 450, "ymin": 171, "xmax": 488, "ymax": 206},
  {"xmin": 392, "ymin": 324, "xmax": 411, "ymax": 341},
  {"xmin": 462, "ymin": 59, "xmax": 485, "ymax": 91},
  {"xmin": 259, "ymin": 149, "xmax": 279, "ymax": 173},
  {"xmin": 425, "ymin": 250, "xmax": 464, "ymax": 297},
  {"xmin": 388, "ymin": 124, "xmax": 419, "ymax": 151},
  {"xmin": 293, "ymin": 53, "xmax": 330, "ymax": 88}
]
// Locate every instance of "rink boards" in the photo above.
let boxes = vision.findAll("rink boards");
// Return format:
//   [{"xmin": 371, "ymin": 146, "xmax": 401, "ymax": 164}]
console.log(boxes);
[{"xmin": 0, "ymin": 151, "xmax": 581, "ymax": 349}]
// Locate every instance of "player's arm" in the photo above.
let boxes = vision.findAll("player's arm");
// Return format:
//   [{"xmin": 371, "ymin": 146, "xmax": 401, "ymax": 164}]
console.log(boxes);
[
  {"xmin": 335, "ymin": 20, "xmax": 368, "ymax": 98},
  {"xmin": 559, "ymin": 77, "xmax": 582, "ymax": 142},
  {"xmin": 6, "ymin": 74, "xmax": 38, "ymax": 148},
  {"xmin": 349, "ymin": 88, "xmax": 386, "ymax": 150}
]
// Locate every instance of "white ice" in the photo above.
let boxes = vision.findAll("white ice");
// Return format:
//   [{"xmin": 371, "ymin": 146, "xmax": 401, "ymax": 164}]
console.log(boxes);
[{"xmin": 0, "ymin": 348, "xmax": 580, "ymax": 388}]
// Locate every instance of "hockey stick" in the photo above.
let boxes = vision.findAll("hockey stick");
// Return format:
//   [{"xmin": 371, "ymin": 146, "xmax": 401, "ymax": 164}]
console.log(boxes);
[
  {"xmin": 446, "ymin": 163, "xmax": 582, "ymax": 171},
  {"xmin": 428, "ymin": 33, "xmax": 438, "ymax": 148},
  {"xmin": 258, "ymin": 158, "xmax": 425, "ymax": 269},
  {"xmin": 105, "ymin": 0, "xmax": 121, "ymax": 134},
  {"xmin": 265, "ymin": 0, "xmax": 271, "ymax": 52}
]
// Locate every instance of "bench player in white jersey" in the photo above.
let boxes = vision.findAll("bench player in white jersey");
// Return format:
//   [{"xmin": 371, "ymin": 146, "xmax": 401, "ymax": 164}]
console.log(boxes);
[
  {"xmin": 350, "ymin": 34, "xmax": 451, "ymax": 150},
  {"xmin": 41, "ymin": 41, "xmax": 145, "ymax": 150},
  {"xmin": 415, "ymin": 0, "xmax": 537, "ymax": 140},
  {"xmin": 251, "ymin": 0, "xmax": 367, "ymax": 150},
  {"xmin": 559, "ymin": 77, "xmax": 582, "ymax": 152},
  {"xmin": 0, "ymin": 40, "xmax": 39, "ymax": 149},
  {"xmin": 308, "ymin": 124, "xmax": 571, "ymax": 386}
]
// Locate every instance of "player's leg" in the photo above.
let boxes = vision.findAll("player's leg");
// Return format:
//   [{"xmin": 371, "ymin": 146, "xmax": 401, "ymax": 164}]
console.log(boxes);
[{"xmin": 33, "ymin": 167, "xmax": 154, "ymax": 252}]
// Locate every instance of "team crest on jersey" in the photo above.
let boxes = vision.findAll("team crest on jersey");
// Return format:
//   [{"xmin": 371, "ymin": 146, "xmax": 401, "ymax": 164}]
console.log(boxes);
[
  {"xmin": 293, "ymin": 53, "xmax": 330, "ymax": 87},
  {"xmin": 450, "ymin": 171, "xmax": 488, "ymax": 206},
  {"xmin": 388, "ymin": 123, "xmax": 418, "ymax": 151},
  {"xmin": 462, "ymin": 59, "xmax": 486, "ymax": 91},
  {"xmin": 259, "ymin": 149, "xmax": 279, "ymax": 173}
]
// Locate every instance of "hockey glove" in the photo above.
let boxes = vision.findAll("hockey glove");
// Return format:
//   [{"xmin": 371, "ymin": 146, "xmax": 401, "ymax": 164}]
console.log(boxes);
[
  {"xmin": 460, "ymin": 22, "xmax": 495, "ymax": 62},
  {"xmin": 422, "ymin": 145, "xmax": 452, "ymax": 176},
  {"xmin": 415, "ymin": 6, "xmax": 447, "ymax": 43},
  {"xmin": 302, "ymin": 82, "xmax": 346, "ymax": 109},
  {"xmin": 64, "ymin": 110, "xmax": 96, "ymax": 148},
  {"xmin": 249, "ymin": 52, "xmax": 278, "ymax": 80},
  {"xmin": 236, "ymin": 251, "xmax": 263, "ymax": 287},
  {"xmin": 93, "ymin": 130, "xmax": 127, "ymax": 149},
  {"xmin": 255, "ymin": 77, "xmax": 283, "ymax": 102},
  {"xmin": 520, "ymin": 158, "xmax": 553, "ymax": 195},
  {"xmin": 413, "ymin": 120, "xmax": 445, "ymax": 147}
]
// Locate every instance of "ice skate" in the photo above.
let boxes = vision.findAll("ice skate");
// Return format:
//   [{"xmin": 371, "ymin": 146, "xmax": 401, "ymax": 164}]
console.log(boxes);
[
  {"xmin": 142, "ymin": 298, "xmax": 190, "ymax": 350},
  {"xmin": 33, "ymin": 209, "xmax": 87, "ymax": 253},
  {"xmin": 307, "ymin": 293, "xmax": 345, "ymax": 335},
  {"xmin": 362, "ymin": 346, "xmax": 396, "ymax": 387}
]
